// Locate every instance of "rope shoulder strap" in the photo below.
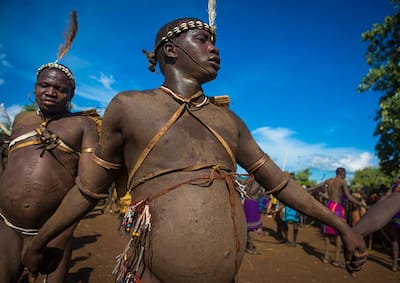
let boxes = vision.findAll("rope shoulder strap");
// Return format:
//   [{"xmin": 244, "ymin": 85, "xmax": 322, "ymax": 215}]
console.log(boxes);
[
  {"xmin": 187, "ymin": 109, "xmax": 236, "ymax": 170},
  {"xmin": 127, "ymin": 89, "xmax": 236, "ymax": 190},
  {"xmin": 8, "ymin": 120, "xmax": 79, "ymax": 156},
  {"xmin": 127, "ymin": 103, "xmax": 186, "ymax": 189}
]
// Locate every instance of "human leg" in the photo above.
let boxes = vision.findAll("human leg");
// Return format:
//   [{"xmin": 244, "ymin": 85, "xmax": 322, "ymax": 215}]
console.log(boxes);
[
  {"xmin": 392, "ymin": 239, "xmax": 399, "ymax": 271},
  {"xmin": 321, "ymin": 236, "xmax": 330, "ymax": 263},
  {"xmin": 281, "ymin": 221, "xmax": 289, "ymax": 242},
  {"xmin": 390, "ymin": 226, "xmax": 399, "ymax": 271},
  {"xmin": 331, "ymin": 235, "xmax": 345, "ymax": 268},
  {"xmin": 246, "ymin": 231, "xmax": 260, "ymax": 254},
  {"xmin": 334, "ymin": 235, "xmax": 342, "ymax": 262},
  {"xmin": 0, "ymin": 220, "xmax": 25, "ymax": 282},
  {"xmin": 292, "ymin": 222, "xmax": 299, "ymax": 244}
]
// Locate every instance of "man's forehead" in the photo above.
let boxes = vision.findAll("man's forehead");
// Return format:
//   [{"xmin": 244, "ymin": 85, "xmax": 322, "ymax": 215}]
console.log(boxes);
[{"xmin": 37, "ymin": 69, "xmax": 70, "ymax": 83}]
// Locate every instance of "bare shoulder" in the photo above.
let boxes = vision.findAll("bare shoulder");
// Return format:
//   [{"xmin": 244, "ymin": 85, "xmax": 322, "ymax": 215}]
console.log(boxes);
[
  {"xmin": 74, "ymin": 109, "xmax": 101, "ymax": 127},
  {"xmin": 106, "ymin": 89, "xmax": 159, "ymax": 115},
  {"xmin": 11, "ymin": 111, "xmax": 39, "ymax": 132},
  {"xmin": 113, "ymin": 89, "xmax": 158, "ymax": 103},
  {"xmin": 13, "ymin": 111, "xmax": 35, "ymax": 124}
]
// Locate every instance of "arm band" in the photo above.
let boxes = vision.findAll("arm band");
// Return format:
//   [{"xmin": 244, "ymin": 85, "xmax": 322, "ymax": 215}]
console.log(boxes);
[
  {"xmin": 246, "ymin": 154, "xmax": 271, "ymax": 174},
  {"xmin": 91, "ymin": 152, "xmax": 121, "ymax": 170},
  {"xmin": 81, "ymin": 147, "xmax": 95, "ymax": 153},
  {"xmin": 266, "ymin": 171, "xmax": 291, "ymax": 194},
  {"xmin": 76, "ymin": 176, "xmax": 109, "ymax": 200}
]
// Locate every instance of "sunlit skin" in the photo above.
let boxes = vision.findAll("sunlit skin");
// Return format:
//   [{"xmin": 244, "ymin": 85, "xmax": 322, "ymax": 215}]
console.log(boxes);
[
  {"xmin": 0, "ymin": 67, "xmax": 98, "ymax": 282},
  {"xmin": 23, "ymin": 18, "xmax": 368, "ymax": 282}
]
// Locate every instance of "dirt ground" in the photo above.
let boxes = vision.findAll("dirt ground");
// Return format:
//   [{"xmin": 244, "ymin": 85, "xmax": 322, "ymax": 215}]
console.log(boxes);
[{"xmin": 23, "ymin": 205, "xmax": 400, "ymax": 283}]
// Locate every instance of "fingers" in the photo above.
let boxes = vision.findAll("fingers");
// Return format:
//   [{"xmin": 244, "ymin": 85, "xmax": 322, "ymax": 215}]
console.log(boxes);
[
  {"xmin": 23, "ymin": 247, "xmax": 64, "ymax": 275},
  {"xmin": 39, "ymin": 247, "xmax": 64, "ymax": 274},
  {"xmin": 345, "ymin": 250, "xmax": 368, "ymax": 275}
]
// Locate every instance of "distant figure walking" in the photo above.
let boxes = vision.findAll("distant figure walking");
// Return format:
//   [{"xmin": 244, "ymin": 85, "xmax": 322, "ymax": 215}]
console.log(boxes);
[
  {"xmin": 313, "ymin": 168, "xmax": 367, "ymax": 268},
  {"xmin": 282, "ymin": 204, "xmax": 300, "ymax": 247}
]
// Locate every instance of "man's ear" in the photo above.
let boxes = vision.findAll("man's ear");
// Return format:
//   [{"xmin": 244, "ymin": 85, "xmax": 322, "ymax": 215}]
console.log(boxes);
[{"xmin": 163, "ymin": 42, "xmax": 177, "ymax": 58}]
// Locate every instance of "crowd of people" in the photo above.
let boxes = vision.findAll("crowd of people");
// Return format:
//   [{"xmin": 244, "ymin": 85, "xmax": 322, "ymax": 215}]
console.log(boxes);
[
  {"xmin": 0, "ymin": 7, "xmax": 399, "ymax": 283},
  {"xmin": 239, "ymin": 168, "xmax": 400, "ymax": 274}
]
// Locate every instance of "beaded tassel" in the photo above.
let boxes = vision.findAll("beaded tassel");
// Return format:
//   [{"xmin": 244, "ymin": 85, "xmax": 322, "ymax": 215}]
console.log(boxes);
[{"xmin": 113, "ymin": 201, "xmax": 151, "ymax": 283}]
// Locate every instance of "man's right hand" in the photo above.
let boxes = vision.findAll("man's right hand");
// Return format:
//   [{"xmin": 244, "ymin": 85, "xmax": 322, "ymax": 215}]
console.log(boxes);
[
  {"xmin": 22, "ymin": 245, "xmax": 64, "ymax": 275},
  {"xmin": 341, "ymin": 228, "xmax": 368, "ymax": 275}
]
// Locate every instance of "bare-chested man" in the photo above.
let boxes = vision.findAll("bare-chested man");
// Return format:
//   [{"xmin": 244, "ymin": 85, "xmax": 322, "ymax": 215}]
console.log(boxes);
[
  {"xmin": 0, "ymin": 62, "xmax": 99, "ymax": 282},
  {"xmin": 316, "ymin": 167, "xmax": 367, "ymax": 268},
  {"xmin": 23, "ymin": 18, "xmax": 367, "ymax": 282}
]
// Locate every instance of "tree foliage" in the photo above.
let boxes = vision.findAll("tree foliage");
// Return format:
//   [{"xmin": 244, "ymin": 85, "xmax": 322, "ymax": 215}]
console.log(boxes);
[
  {"xmin": 358, "ymin": 0, "xmax": 400, "ymax": 175},
  {"xmin": 292, "ymin": 168, "xmax": 317, "ymax": 188},
  {"xmin": 23, "ymin": 103, "xmax": 38, "ymax": 112},
  {"xmin": 349, "ymin": 167, "xmax": 393, "ymax": 194}
]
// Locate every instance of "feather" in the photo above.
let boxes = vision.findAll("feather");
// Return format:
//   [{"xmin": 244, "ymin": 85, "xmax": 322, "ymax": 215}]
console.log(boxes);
[
  {"xmin": 208, "ymin": 0, "xmax": 216, "ymax": 29},
  {"xmin": 57, "ymin": 11, "xmax": 78, "ymax": 62}
]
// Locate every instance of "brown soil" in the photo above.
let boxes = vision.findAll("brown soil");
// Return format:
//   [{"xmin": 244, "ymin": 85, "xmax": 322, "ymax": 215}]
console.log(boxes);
[{"xmin": 22, "ymin": 205, "xmax": 400, "ymax": 283}]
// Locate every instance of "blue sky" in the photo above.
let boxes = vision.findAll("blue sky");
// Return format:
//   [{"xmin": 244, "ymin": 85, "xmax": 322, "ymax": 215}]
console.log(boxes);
[{"xmin": 0, "ymin": 0, "xmax": 396, "ymax": 181}]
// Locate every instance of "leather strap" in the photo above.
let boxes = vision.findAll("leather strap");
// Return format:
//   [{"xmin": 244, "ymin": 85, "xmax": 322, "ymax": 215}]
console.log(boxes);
[{"xmin": 127, "ymin": 102, "xmax": 187, "ymax": 189}]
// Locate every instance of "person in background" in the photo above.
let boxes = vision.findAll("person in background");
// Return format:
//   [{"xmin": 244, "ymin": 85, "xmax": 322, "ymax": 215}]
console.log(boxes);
[
  {"xmin": 317, "ymin": 167, "xmax": 367, "ymax": 268},
  {"xmin": 282, "ymin": 204, "xmax": 301, "ymax": 247},
  {"xmin": 354, "ymin": 178, "xmax": 400, "ymax": 271},
  {"xmin": 243, "ymin": 180, "xmax": 263, "ymax": 254}
]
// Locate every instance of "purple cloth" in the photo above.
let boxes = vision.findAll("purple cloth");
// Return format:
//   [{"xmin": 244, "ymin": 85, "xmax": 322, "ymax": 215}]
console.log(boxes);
[
  {"xmin": 243, "ymin": 198, "xmax": 262, "ymax": 231},
  {"xmin": 391, "ymin": 212, "xmax": 400, "ymax": 230},
  {"xmin": 323, "ymin": 200, "xmax": 345, "ymax": 236},
  {"xmin": 258, "ymin": 196, "xmax": 268, "ymax": 213}
]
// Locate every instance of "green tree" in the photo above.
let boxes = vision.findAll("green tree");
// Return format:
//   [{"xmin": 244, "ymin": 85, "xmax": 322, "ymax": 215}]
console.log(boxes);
[
  {"xmin": 292, "ymin": 168, "xmax": 317, "ymax": 188},
  {"xmin": 349, "ymin": 167, "xmax": 392, "ymax": 195},
  {"xmin": 23, "ymin": 103, "xmax": 38, "ymax": 112},
  {"xmin": 358, "ymin": 0, "xmax": 400, "ymax": 175}
]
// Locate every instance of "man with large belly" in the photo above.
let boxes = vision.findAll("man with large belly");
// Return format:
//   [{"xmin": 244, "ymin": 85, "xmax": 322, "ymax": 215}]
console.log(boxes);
[
  {"xmin": 0, "ymin": 11, "xmax": 99, "ymax": 283},
  {"xmin": 23, "ymin": 16, "xmax": 368, "ymax": 282}
]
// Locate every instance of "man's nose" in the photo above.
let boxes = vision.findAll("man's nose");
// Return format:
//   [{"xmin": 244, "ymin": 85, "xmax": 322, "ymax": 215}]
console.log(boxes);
[
  {"xmin": 46, "ymin": 87, "xmax": 56, "ymax": 97},
  {"xmin": 208, "ymin": 44, "xmax": 219, "ymax": 54}
]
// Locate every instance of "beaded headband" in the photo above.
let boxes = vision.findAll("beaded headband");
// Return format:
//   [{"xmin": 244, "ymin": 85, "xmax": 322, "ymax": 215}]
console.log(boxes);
[
  {"xmin": 143, "ymin": 0, "xmax": 217, "ymax": 73},
  {"xmin": 154, "ymin": 20, "xmax": 216, "ymax": 51},
  {"xmin": 143, "ymin": 20, "xmax": 217, "ymax": 73},
  {"xmin": 36, "ymin": 62, "xmax": 75, "ymax": 86},
  {"xmin": 36, "ymin": 11, "xmax": 77, "ymax": 87}
]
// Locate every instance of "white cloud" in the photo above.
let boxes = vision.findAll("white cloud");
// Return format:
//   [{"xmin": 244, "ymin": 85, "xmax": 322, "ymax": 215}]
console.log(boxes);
[
  {"xmin": 252, "ymin": 126, "xmax": 377, "ymax": 175},
  {"xmin": 0, "ymin": 53, "xmax": 11, "ymax": 69},
  {"xmin": 74, "ymin": 72, "xmax": 117, "ymax": 107},
  {"xmin": 5, "ymin": 104, "xmax": 23, "ymax": 124},
  {"xmin": 76, "ymin": 84, "xmax": 115, "ymax": 107},
  {"xmin": 0, "ymin": 52, "xmax": 11, "ymax": 86},
  {"xmin": 89, "ymin": 73, "xmax": 115, "ymax": 90}
]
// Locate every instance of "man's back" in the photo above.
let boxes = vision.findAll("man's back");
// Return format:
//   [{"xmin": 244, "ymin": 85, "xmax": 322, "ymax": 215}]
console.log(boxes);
[{"xmin": 326, "ymin": 176, "xmax": 347, "ymax": 204}]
